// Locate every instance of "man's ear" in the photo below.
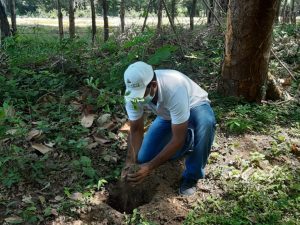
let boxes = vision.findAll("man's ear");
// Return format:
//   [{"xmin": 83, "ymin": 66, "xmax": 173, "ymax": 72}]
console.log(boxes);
[{"xmin": 152, "ymin": 81, "xmax": 158, "ymax": 88}]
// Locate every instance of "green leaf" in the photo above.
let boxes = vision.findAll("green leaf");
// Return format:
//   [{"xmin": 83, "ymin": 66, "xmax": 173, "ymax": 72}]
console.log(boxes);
[
  {"xmin": 82, "ymin": 167, "xmax": 96, "ymax": 178},
  {"xmin": 80, "ymin": 156, "xmax": 92, "ymax": 167},
  {"xmin": 147, "ymin": 45, "xmax": 178, "ymax": 65},
  {"xmin": 97, "ymin": 179, "xmax": 108, "ymax": 190},
  {"xmin": 43, "ymin": 207, "xmax": 52, "ymax": 216}
]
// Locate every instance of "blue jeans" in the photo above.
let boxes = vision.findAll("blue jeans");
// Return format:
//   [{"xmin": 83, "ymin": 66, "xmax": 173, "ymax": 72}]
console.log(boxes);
[{"xmin": 137, "ymin": 103, "xmax": 216, "ymax": 181}]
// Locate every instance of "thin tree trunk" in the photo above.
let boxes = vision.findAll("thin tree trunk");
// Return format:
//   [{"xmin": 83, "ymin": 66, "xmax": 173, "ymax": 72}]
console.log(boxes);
[
  {"xmin": 142, "ymin": 0, "xmax": 152, "ymax": 32},
  {"xmin": 218, "ymin": 0, "xmax": 280, "ymax": 102},
  {"xmin": 290, "ymin": 0, "xmax": 296, "ymax": 24},
  {"xmin": 275, "ymin": 0, "xmax": 281, "ymax": 24},
  {"xmin": 57, "ymin": 0, "xmax": 64, "ymax": 39},
  {"xmin": 0, "ymin": 0, "xmax": 10, "ymax": 39},
  {"xmin": 219, "ymin": 0, "xmax": 228, "ymax": 13},
  {"xmin": 157, "ymin": 0, "xmax": 163, "ymax": 31},
  {"xmin": 90, "ymin": 0, "xmax": 96, "ymax": 42},
  {"xmin": 203, "ymin": 0, "xmax": 221, "ymax": 26},
  {"xmin": 171, "ymin": 0, "xmax": 176, "ymax": 25},
  {"xmin": 281, "ymin": 0, "xmax": 287, "ymax": 23},
  {"xmin": 102, "ymin": 0, "xmax": 109, "ymax": 41},
  {"xmin": 214, "ymin": 0, "xmax": 225, "ymax": 15},
  {"xmin": 9, "ymin": 0, "xmax": 16, "ymax": 35},
  {"xmin": 120, "ymin": 0, "xmax": 125, "ymax": 33},
  {"xmin": 207, "ymin": 0, "xmax": 214, "ymax": 24},
  {"xmin": 69, "ymin": 0, "xmax": 75, "ymax": 38},
  {"xmin": 190, "ymin": 0, "xmax": 197, "ymax": 30}
]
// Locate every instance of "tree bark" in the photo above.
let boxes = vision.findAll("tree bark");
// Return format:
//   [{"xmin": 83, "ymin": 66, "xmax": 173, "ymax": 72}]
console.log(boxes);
[
  {"xmin": 218, "ymin": 0, "xmax": 280, "ymax": 102},
  {"xmin": 190, "ymin": 0, "xmax": 197, "ymax": 30},
  {"xmin": 281, "ymin": 0, "xmax": 287, "ymax": 23},
  {"xmin": 120, "ymin": 0, "xmax": 125, "ymax": 33},
  {"xmin": 102, "ymin": 0, "xmax": 109, "ymax": 41},
  {"xmin": 9, "ymin": 0, "xmax": 16, "ymax": 35},
  {"xmin": 69, "ymin": 0, "xmax": 75, "ymax": 38},
  {"xmin": 57, "ymin": 0, "xmax": 64, "ymax": 39},
  {"xmin": 171, "ymin": 0, "xmax": 176, "ymax": 25},
  {"xmin": 219, "ymin": 0, "xmax": 228, "ymax": 12},
  {"xmin": 207, "ymin": 0, "xmax": 214, "ymax": 24},
  {"xmin": 290, "ymin": 0, "xmax": 296, "ymax": 24},
  {"xmin": 142, "ymin": 0, "xmax": 152, "ymax": 32},
  {"xmin": 275, "ymin": 0, "xmax": 281, "ymax": 24},
  {"xmin": 90, "ymin": 0, "xmax": 96, "ymax": 42},
  {"xmin": 157, "ymin": 0, "xmax": 163, "ymax": 31},
  {"xmin": 0, "ymin": 0, "xmax": 10, "ymax": 39}
]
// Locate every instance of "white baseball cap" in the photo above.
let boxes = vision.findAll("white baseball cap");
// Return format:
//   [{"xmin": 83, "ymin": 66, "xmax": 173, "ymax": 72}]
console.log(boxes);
[{"xmin": 124, "ymin": 61, "xmax": 154, "ymax": 101}]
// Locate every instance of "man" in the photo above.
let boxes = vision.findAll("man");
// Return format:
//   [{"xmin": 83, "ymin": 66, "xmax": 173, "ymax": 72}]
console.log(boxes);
[{"xmin": 123, "ymin": 61, "xmax": 216, "ymax": 196}]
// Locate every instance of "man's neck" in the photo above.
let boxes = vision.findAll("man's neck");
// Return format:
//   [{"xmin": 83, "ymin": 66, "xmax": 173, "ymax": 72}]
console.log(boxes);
[{"xmin": 151, "ymin": 87, "xmax": 159, "ymax": 105}]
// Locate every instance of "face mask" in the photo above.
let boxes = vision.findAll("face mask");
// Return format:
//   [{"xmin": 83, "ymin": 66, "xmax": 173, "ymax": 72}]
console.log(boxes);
[{"xmin": 143, "ymin": 87, "xmax": 155, "ymax": 104}]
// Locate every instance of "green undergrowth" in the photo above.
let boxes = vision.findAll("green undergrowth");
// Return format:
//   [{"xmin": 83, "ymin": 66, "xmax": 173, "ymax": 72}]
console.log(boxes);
[
  {"xmin": 212, "ymin": 95, "xmax": 300, "ymax": 135},
  {"xmin": 185, "ymin": 163, "xmax": 300, "ymax": 225}
]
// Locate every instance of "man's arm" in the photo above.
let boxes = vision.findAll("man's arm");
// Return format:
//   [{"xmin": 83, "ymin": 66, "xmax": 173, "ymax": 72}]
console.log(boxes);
[
  {"xmin": 148, "ymin": 121, "xmax": 188, "ymax": 170},
  {"xmin": 127, "ymin": 121, "xmax": 188, "ymax": 183},
  {"xmin": 126, "ymin": 116, "xmax": 144, "ymax": 164}
]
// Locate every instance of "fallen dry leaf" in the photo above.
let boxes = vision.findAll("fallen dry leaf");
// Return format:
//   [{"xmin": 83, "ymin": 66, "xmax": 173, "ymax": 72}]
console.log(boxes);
[
  {"xmin": 70, "ymin": 192, "xmax": 83, "ymax": 201},
  {"xmin": 291, "ymin": 143, "xmax": 300, "ymax": 156},
  {"xmin": 80, "ymin": 114, "xmax": 96, "ymax": 128},
  {"xmin": 51, "ymin": 208, "xmax": 59, "ymax": 216},
  {"xmin": 45, "ymin": 141, "xmax": 55, "ymax": 148},
  {"xmin": 5, "ymin": 216, "xmax": 23, "ymax": 224},
  {"xmin": 94, "ymin": 136, "xmax": 111, "ymax": 145},
  {"xmin": 38, "ymin": 196, "xmax": 46, "ymax": 205},
  {"xmin": 97, "ymin": 113, "xmax": 111, "ymax": 126},
  {"xmin": 87, "ymin": 142, "xmax": 99, "ymax": 149},
  {"xmin": 26, "ymin": 129, "xmax": 42, "ymax": 141},
  {"xmin": 32, "ymin": 143, "xmax": 53, "ymax": 154},
  {"xmin": 5, "ymin": 129, "xmax": 17, "ymax": 135},
  {"xmin": 54, "ymin": 195, "xmax": 64, "ymax": 202},
  {"xmin": 70, "ymin": 101, "xmax": 83, "ymax": 111}
]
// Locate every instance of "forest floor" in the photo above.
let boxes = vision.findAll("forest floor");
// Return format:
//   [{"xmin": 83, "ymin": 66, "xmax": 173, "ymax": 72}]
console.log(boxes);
[{"xmin": 0, "ymin": 23, "xmax": 299, "ymax": 225}]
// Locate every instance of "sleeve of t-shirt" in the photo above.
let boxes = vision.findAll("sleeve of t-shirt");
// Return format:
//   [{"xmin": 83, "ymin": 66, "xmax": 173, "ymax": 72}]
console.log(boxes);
[
  {"xmin": 125, "ymin": 100, "xmax": 144, "ymax": 121},
  {"xmin": 167, "ymin": 87, "xmax": 190, "ymax": 124}
]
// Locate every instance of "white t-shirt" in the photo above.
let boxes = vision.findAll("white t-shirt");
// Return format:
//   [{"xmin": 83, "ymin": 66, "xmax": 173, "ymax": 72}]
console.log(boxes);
[{"xmin": 125, "ymin": 69, "xmax": 210, "ymax": 124}]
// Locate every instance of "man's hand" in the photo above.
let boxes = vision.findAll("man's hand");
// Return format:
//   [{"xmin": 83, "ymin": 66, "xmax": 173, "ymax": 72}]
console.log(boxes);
[
  {"xmin": 121, "ymin": 163, "xmax": 133, "ymax": 181},
  {"xmin": 126, "ymin": 163, "xmax": 152, "ymax": 185}
]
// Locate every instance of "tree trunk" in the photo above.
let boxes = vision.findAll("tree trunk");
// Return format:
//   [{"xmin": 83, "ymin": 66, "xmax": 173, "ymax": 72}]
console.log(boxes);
[
  {"xmin": 219, "ymin": 0, "xmax": 228, "ymax": 12},
  {"xmin": 275, "ymin": 0, "xmax": 281, "ymax": 24},
  {"xmin": 90, "ymin": 0, "xmax": 96, "ymax": 42},
  {"xmin": 190, "ymin": 0, "xmax": 197, "ymax": 30},
  {"xmin": 171, "ymin": 0, "xmax": 176, "ymax": 25},
  {"xmin": 9, "ymin": 0, "xmax": 16, "ymax": 35},
  {"xmin": 0, "ymin": 0, "xmax": 10, "ymax": 39},
  {"xmin": 157, "ymin": 0, "xmax": 163, "ymax": 31},
  {"xmin": 290, "ymin": 0, "xmax": 296, "ymax": 24},
  {"xmin": 102, "ymin": 0, "xmax": 109, "ymax": 41},
  {"xmin": 281, "ymin": 0, "xmax": 287, "ymax": 23},
  {"xmin": 218, "ymin": 0, "xmax": 280, "ymax": 102},
  {"xmin": 120, "ymin": 0, "xmax": 125, "ymax": 33},
  {"xmin": 142, "ymin": 0, "xmax": 152, "ymax": 32},
  {"xmin": 57, "ymin": 0, "xmax": 64, "ymax": 39},
  {"xmin": 69, "ymin": 0, "xmax": 75, "ymax": 38},
  {"xmin": 207, "ymin": 0, "xmax": 214, "ymax": 24}
]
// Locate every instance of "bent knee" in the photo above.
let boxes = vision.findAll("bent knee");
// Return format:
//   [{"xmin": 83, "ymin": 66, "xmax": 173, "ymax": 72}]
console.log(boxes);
[{"xmin": 200, "ymin": 117, "xmax": 216, "ymax": 130}]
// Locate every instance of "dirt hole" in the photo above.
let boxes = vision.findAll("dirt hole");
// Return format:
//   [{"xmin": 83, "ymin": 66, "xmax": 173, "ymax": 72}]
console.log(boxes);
[{"xmin": 107, "ymin": 180, "xmax": 158, "ymax": 214}]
